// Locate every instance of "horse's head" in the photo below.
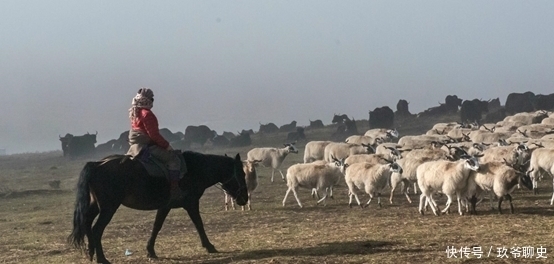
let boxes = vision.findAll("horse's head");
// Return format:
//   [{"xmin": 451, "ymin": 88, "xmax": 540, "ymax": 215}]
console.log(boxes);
[{"xmin": 222, "ymin": 153, "xmax": 248, "ymax": 206}]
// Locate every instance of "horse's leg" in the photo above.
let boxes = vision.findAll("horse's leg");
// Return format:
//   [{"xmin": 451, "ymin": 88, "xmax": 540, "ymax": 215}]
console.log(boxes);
[
  {"xmin": 91, "ymin": 206, "xmax": 119, "ymax": 264},
  {"xmin": 85, "ymin": 203, "xmax": 100, "ymax": 261},
  {"xmin": 185, "ymin": 202, "xmax": 217, "ymax": 253},
  {"xmin": 146, "ymin": 207, "xmax": 171, "ymax": 259}
]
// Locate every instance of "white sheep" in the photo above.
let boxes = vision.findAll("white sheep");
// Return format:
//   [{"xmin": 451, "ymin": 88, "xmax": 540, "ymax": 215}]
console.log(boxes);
[
  {"xmin": 527, "ymin": 148, "xmax": 554, "ymax": 201},
  {"xmin": 224, "ymin": 159, "xmax": 262, "ymax": 211},
  {"xmin": 282, "ymin": 157, "xmax": 347, "ymax": 208},
  {"xmin": 465, "ymin": 161, "xmax": 533, "ymax": 214},
  {"xmin": 344, "ymin": 158, "xmax": 403, "ymax": 208},
  {"xmin": 416, "ymin": 155, "xmax": 481, "ymax": 216},
  {"xmin": 503, "ymin": 110, "xmax": 549, "ymax": 125},
  {"xmin": 364, "ymin": 128, "xmax": 399, "ymax": 142},
  {"xmin": 303, "ymin": 140, "xmax": 332, "ymax": 163},
  {"xmin": 247, "ymin": 143, "xmax": 298, "ymax": 182},
  {"xmin": 389, "ymin": 146, "xmax": 468, "ymax": 203},
  {"xmin": 345, "ymin": 135, "xmax": 380, "ymax": 145},
  {"xmin": 345, "ymin": 149, "xmax": 402, "ymax": 166},
  {"xmin": 479, "ymin": 144, "xmax": 530, "ymax": 167},
  {"xmin": 468, "ymin": 130, "xmax": 514, "ymax": 144},
  {"xmin": 323, "ymin": 142, "xmax": 374, "ymax": 163}
]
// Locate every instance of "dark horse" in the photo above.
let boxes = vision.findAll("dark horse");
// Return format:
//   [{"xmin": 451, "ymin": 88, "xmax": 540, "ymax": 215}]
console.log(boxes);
[{"xmin": 68, "ymin": 151, "xmax": 248, "ymax": 264}]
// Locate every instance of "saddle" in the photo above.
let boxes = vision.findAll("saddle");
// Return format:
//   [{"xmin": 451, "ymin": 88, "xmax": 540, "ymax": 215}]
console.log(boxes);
[{"xmin": 134, "ymin": 147, "xmax": 187, "ymax": 180}]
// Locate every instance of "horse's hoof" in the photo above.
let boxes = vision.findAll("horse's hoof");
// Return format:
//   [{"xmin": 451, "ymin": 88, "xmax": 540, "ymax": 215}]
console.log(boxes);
[
  {"xmin": 206, "ymin": 246, "xmax": 218, "ymax": 253},
  {"xmin": 147, "ymin": 252, "xmax": 158, "ymax": 259}
]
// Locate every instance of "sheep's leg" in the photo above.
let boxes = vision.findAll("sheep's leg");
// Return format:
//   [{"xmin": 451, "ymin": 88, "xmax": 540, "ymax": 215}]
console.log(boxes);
[
  {"xmin": 413, "ymin": 182, "xmax": 418, "ymax": 194},
  {"xmin": 329, "ymin": 186, "xmax": 334, "ymax": 199},
  {"xmin": 429, "ymin": 197, "xmax": 440, "ymax": 215},
  {"xmin": 389, "ymin": 173, "xmax": 401, "ymax": 204},
  {"xmin": 532, "ymin": 170, "xmax": 539, "ymax": 194},
  {"xmin": 271, "ymin": 169, "xmax": 275, "ymax": 183},
  {"xmin": 246, "ymin": 192, "xmax": 252, "ymax": 211},
  {"xmin": 497, "ymin": 196, "xmax": 504, "ymax": 214},
  {"xmin": 348, "ymin": 192, "xmax": 354, "ymax": 208},
  {"xmin": 418, "ymin": 194, "xmax": 426, "ymax": 215},
  {"xmin": 282, "ymin": 188, "xmax": 292, "ymax": 207},
  {"xmin": 550, "ymin": 177, "xmax": 554, "ymax": 205},
  {"xmin": 278, "ymin": 169, "xmax": 285, "ymax": 182},
  {"xmin": 507, "ymin": 194, "xmax": 514, "ymax": 214},
  {"xmin": 353, "ymin": 193, "xmax": 362, "ymax": 208},
  {"xmin": 404, "ymin": 180, "xmax": 413, "ymax": 204},
  {"xmin": 489, "ymin": 192, "xmax": 495, "ymax": 211},
  {"xmin": 291, "ymin": 188, "xmax": 303, "ymax": 208},
  {"xmin": 364, "ymin": 195, "xmax": 373, "ymax": 208},
  {"xmin": 311, "ymin": 188, "xmax": 320, "ymax": 199},
  {"xmin": 316, "ymin": 194, "xmax": 328, "ymax": 205},
  {"xmin": 377, "ymin": 193, "xmax": 382, "ymax": 208},
  {"xmin": 441, "ymin": 195, "xmax": 452, "ymax": 214},
  {"xmin": 456, "ymin": 194, "xmax": 464, "ymax": 216}
]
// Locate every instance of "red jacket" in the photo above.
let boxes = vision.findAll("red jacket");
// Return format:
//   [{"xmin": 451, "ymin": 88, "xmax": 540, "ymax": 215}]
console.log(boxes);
[{"xmin": 131, "ymin": 108, "xmax": 170, "ymax": 149}]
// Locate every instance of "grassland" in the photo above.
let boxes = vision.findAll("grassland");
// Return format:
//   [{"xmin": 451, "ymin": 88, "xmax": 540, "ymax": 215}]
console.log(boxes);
[{"xmin": 1, "ymin": 114, "xmax": 553, "ymax": 264}]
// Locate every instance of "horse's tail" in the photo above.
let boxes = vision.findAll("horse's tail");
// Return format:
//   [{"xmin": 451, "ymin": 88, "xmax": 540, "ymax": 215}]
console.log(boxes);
[{"xmin": 67, "ymin": 161, "xmax": 97, "ymax": 250}]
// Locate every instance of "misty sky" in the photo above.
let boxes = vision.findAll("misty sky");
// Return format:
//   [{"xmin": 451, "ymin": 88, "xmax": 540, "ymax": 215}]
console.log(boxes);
[{"xmin": 2, "ymin": 1, "xmax": 554, "ymax": 154}]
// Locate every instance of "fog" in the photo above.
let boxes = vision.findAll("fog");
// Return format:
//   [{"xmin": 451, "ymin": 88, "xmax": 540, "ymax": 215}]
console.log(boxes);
[{"xmin": 1, "ymin": 1, "xmax": 553, "ymax": 154}]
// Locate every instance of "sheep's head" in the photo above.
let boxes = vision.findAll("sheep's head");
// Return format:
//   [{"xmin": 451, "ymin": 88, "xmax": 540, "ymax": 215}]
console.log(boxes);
[
  {"xmin": 385, "ymin": 146, "xmax": 403, "ymax": 160},
  {"xmin": 361, "ymin": 143, "xmax": 376, "ymax": 154},
  {"xmin": 461, "ymin": 155, "xmax": 480, "ymax": 172},
  {"xmin": 284, "ymin": 143, "xmax": 298, "ymax": 153},
  {"xmin": 387, "ymin": 129, "xmax": 399, "ymax": 138}
]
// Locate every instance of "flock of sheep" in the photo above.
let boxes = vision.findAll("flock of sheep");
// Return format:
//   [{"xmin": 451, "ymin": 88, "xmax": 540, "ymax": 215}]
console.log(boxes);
[{"xmin": 226, "ymin": 110, "xmax": 554, "ymax": 216}]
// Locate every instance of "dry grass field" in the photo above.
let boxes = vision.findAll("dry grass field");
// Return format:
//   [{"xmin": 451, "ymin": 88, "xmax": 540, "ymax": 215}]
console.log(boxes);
[{"xmin": 1, "ymin": 114, "xmax": 554, "ymax": 264}]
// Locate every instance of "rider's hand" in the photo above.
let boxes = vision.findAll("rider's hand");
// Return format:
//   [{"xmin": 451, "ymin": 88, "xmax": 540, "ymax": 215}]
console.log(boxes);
[{"xmin": 166, "ymin": 145, "xmax": 174, "ymax": 151}]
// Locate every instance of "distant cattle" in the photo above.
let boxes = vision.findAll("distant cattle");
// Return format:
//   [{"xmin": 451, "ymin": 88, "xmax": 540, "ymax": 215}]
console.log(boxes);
[
  {"xmin": 222, "ymin": 131, "xmax": 236, "ymax": 139},
  {"xmin": 417, "ymin": 104, "xmax": 448, "ymax": 118},
  {"xmin": 95, "ymin": 139, "xmax": 119, "ymax": 154},
  {"xmin": 240, "ymin": 129, "xmax": 255, "ymax": 135},
  {"xmin": 279, "ymin": 121, "xmax": 297, "ymax": 133},
  {"xmin": 487, "ymin": 97, "xmax": 502, "ymax": 112},
  {"xmin": 534, "ymin": 93, "xmax": 554, "ymax": 111},
  {"xmin": 308, "ymin": 119, "xmax": 325, "ymax": 129},
  {"xmin": 229, "ymin": 131, "xmax": 252, "ymax": 147},
  {"xmin": 505, "ymin": 92, "xmax": 535, "ymax": 115},
  {"xmin": 59, "ymin": 133, "xmax": 74, "ymax": 156},
  {"xmin": 369, "ymin": 106, "xmax": 394, "ymax": 129},
  {"xmin": 258, "ymin": 122, "xmax": 279, "ymax": 134},
  {"xmin": 484, "ymin": 107, "xmax": 507, "ymax": 123},
  {"xmin": 61, "ymin": 132, "xmax": 97, "ymax": 157},
  {"xmin": 332, "ymin": 114, "xmax": 350, "ymax": 124},
  {"xmin": 395, "ymin": 99, "xmax": 411, "ymax": 116},
  {"xmin": 330, "ymin": 118, "xmax": 358, "ymax": 141},
  {"xmin": 159, "ymin": 128, "xmax": 183, "ymax": 143},
  {"xmin": 182, "ymin": 125, "xmax": 217, "ymax": 148},
  {"xmin": 445, "ymin": 95, "xmax": 463, "ymax": 113},
  {"xmin": 287, "ymin": 127, "xmax": 306, "ymax": 142},
  {"xmin": 210, "ymin": 134, "xmax": 230, "ymax": 147},
  {"xmin": 460, "ymin": 99, "xmax": 489, "ymax": 123},
  {"xmin": 113, "ymin": 130, "xmax": 130, "ymax": 153}
]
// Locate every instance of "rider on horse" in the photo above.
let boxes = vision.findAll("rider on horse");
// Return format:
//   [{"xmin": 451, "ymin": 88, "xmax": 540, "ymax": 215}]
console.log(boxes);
[{"xmin": 126, "ymin": 88, "xmax": 187, "ymax": 191}]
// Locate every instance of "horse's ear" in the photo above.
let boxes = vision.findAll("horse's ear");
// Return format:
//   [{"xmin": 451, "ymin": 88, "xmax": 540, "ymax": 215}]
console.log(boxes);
[
  {"xmin": 224, "ymin": 153, "xmax": 228, "ymax": 157},
  {"xmin": 235, "ymin": 153, "xmax": 241, "ymax": 161}
]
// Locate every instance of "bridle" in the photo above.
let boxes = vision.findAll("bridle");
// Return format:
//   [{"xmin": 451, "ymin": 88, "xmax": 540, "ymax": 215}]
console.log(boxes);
[{"xmin": 216, "ymin": 162, "xmax": 247, "ymax": 199}]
